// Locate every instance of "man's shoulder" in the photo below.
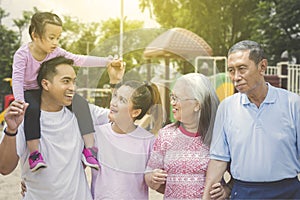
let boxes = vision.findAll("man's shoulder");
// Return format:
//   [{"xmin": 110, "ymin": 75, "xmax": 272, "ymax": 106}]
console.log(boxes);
[
  {"xmin": 270, "ymin": 85, "xmax": 300, "ymax": 102},
  {"xmin": 219, "ymin": 92, "xmax": 240, "ymax": 105}
]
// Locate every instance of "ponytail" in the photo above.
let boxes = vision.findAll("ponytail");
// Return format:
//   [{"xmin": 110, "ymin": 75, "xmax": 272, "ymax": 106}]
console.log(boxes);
[
  {"xmin": 120, "ymin": 80, "xmax": 164, "ymax": 134},
  {"xmin": 144, "ymin": 82, "xmax": 164, "ymax": 135}
]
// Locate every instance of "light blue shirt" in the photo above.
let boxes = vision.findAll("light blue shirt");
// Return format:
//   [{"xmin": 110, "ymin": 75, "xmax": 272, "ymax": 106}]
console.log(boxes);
[{"xmin": 210, "ymin": 83, "xmax": 300, "ymax": 181}]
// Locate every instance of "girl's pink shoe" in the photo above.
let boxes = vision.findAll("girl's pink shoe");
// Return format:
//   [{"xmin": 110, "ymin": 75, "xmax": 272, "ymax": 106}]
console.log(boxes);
[{"xmin": 82, "ymin": 147, "xmax": 100, "ymax": 170}]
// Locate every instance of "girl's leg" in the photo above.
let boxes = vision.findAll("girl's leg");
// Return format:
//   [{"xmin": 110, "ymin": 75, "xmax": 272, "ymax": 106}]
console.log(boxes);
[
  {"xmin": 68, "ymin": 93, "xmax": 99, "ymax": 170},
  {"xmin": 67, "ymin": 93, "xmax": 95, "ymax": 138},
  {"xmin": 27, "ymin": 139, "xmax": 40, "ymax": 153},
  {"xmin": 82, "ymin": 133, "xmax": 95, "ymax": 148},
  {"xmin": 24, "ymin": 90, "xmax": 47, "ymax": 172}
]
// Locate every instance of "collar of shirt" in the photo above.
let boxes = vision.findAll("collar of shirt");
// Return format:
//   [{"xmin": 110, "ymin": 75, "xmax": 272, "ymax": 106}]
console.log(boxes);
[{"xmin": 241, "ymin": 82, "xmax": 277, "ymax": 106}]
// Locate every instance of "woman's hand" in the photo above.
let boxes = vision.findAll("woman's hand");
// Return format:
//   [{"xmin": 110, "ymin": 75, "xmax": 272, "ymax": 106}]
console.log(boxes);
[{"xmin": 209, "ymin": 182, "xmax": 231, "ymax": 200}]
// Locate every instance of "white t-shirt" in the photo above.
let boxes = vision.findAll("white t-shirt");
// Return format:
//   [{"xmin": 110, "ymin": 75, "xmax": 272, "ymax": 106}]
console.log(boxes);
[
  {"xmin": 15, "ymin": 105, "xmax": 109, "ymax": 200},
  {"xmin": 91, "ymin": 123, "xmax": 155, "ymax": 200}
]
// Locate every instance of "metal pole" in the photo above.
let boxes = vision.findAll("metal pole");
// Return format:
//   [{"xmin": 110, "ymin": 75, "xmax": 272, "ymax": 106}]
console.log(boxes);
[{"xmin": 120, "ymin": 0, "xmax": 124, "ymax": 59}]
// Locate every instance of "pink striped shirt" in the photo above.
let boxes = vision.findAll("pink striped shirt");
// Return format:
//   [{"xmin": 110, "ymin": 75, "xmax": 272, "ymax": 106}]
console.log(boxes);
[{"xmin": 12, "ymin": 43, "xmax": 112, "ymax": 101}]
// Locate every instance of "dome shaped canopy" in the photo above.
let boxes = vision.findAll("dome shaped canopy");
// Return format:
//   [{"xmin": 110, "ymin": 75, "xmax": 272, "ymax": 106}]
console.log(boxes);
[{"xmin": 143, "ymin": 27, "xmax": 213, "ymax": 59}]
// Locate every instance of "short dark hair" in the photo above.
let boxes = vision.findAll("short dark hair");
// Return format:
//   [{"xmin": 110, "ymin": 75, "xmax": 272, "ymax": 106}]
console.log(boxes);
[
  {"xmin": 228, "ymin": 40, "xmax": 266, "ymax": 65},
  {"xmin": 37, "ymin": 56, "xmax": 74, "ymax": 88}
]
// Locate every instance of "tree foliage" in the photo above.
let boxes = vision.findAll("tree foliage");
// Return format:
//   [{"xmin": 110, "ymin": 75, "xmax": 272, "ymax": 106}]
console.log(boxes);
[
  {"xmin": 0, "ymin": 7, "xmax": 19, "ymax": 100},
  {"xmin": 251, "ymin": 0, "xmax": 300, "ymax": 64},
  {"xmin": 91, "ymin": 18, "xmax": 164, "ymax": 88},
  {"xmin": 140, "ymin": 0, "xmax": 258, "ymax": 56},
  {"xmin": 139, "ymin": 0, "xmax": 300, "ymax": 64}
]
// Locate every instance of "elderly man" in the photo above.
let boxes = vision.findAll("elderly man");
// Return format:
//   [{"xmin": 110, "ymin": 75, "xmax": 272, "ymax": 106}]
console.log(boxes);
[{"xmin": 203, "ymin": 40, "xmax": 300, "ymax": 199}]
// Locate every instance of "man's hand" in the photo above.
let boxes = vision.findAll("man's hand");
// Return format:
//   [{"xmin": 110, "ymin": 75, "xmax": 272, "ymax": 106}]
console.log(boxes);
[
  {"xmin": 4, "ymin": 101, "xmax": 28, "ymax": 133},
  {"xmin": 107, "ymin": 59, "xmax": 125, "ymax": 84}
]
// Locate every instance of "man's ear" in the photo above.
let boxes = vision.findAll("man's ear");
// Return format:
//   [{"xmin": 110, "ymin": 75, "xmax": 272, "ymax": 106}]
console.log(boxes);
[
  {"xmin": 259, "ymin": 59, "xmax": 268, "ymax": 75},
  {"xmin": 131, "ymin": 108, "xmax": 142, "ymax": 118},
  {"xmin": 41, "ymin": 79, "xmax": 50, "ymax": 91}
]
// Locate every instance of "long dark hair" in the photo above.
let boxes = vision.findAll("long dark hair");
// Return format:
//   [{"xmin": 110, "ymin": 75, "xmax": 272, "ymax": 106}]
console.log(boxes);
[{"xmin": 115, "ymin": 80, "xmax": 163, "ymax": 134}]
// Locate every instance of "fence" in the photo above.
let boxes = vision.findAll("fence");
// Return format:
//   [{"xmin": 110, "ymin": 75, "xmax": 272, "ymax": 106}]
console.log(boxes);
[{"xmin": 266, "ymin": 62, "xmax": 300, "ymax": 94}]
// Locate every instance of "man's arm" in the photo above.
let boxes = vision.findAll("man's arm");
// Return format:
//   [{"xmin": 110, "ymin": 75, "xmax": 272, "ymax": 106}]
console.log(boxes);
[
  {"xmin": 0, "ymin": 101, "xmax": 28, "ymax": 175},
  {"xmin": 202, "ymin": 159, "xmax": 228, "ymax": 200}
]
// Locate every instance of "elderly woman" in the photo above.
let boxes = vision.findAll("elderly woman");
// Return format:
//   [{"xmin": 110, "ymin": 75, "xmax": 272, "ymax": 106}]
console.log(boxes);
[{"xmin": 145, "ymin": 73, "xmax": 227, "ymax": 199}]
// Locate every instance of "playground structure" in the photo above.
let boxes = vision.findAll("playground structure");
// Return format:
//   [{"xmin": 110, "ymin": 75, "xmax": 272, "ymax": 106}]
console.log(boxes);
[
  {"xmin": 0, "ymin": 78, "xmax": 14, "ymax": 124},
  {"xmin": 195, "ymin": 56, "xmax": 234, "ymax": 101}
]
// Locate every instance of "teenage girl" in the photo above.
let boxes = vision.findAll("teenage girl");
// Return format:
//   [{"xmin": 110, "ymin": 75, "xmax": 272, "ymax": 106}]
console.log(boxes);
[
  {"xmin": 90, "ymin": 80, "xmax": 163, "ymax": 199},
  {"xmin": 12, "ymin": 11, "xmax": 121, "ymax": 172}
]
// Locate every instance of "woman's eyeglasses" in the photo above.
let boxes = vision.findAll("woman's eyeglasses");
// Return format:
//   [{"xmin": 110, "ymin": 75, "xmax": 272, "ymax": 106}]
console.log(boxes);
[{"xmin": 169, "ymin": 94, "xmax": 196, "ymax": 103}]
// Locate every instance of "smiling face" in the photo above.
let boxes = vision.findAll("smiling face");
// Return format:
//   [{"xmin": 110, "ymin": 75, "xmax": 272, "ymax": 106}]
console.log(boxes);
[
  {"xmin": 171, "ymin": 79, "xmax": 200, "ymax": 126},
  {"xmin": 41, "ymin": 64, "xmax": 76, "ymax": 111},
  {"xmin": 227, "ymin": 50, "xmax": 267, "ymax": 95},
  {"xmin": 109, "ymin": 85, "xmax": 141, "ymax": 132},
  {"xmin": 33, "ymin": 23, "xmax": 62, "ymax": 54}
]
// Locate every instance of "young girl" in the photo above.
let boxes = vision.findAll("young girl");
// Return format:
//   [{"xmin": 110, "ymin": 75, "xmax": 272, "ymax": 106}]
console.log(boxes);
[
  {"xmin": 90, "ymin": 80, "xmax": 163, "ymax": 199},
  {"xmin": 12, "ymin": 11, "xmax": 121, "ymax": 172}
]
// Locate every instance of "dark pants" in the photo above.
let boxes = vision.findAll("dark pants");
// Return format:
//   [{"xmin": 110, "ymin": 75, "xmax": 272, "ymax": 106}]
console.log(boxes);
[
  {"xmin": 24, "ymin": 90, "xmax": 95, "ymax": 141},
  {"xmin": 231, "ymin": 177, "xmax": 300, "ymax": 199}
]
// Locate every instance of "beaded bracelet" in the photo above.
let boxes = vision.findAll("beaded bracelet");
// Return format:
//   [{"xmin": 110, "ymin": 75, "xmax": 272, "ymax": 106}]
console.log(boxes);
[{"xmin": 4, "ymin": 128, "xmax": 18, "ymax": 137}]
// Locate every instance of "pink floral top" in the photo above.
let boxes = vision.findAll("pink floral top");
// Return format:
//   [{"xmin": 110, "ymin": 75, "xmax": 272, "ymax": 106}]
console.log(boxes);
[{"xmin": 146, "ymin": 123, "xmax": 210, "ymax": 199}]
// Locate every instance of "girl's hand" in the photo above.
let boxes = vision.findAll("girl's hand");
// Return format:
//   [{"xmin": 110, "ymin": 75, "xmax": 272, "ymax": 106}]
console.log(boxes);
[
  {"xmin": 145, "ymin": 169, "xmax": 167, "ymax": 190},
  {"xmin": 107, "ymin": 59, "xmax": 125, "ymax": 84},
  {"xmin": 20, "ymin": 180, "xmax": 27, "ymax": 197}
]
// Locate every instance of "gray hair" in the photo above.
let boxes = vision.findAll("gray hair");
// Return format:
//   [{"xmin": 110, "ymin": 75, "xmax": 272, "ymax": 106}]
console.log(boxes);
[
  {"xmin": 177, "ymin": 73, "xmax": 219, "ymax": 145},
  {"xmin": 228, "ymin": 40, "xmax": 266, "ymax": 65}
]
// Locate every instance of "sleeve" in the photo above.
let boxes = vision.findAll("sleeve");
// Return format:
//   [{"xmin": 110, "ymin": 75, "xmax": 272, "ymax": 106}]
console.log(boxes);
[
  {"xmin": 12, "ymin": 49, "xmax": 27, "ymax": 101},
  {"xmin": 89, "ymin": 104, "xmax": 110, "ymax": 126},
  {"xmin": 145, "ymin": 129, "xmax": 166, "ymax": 172},
  {"xmin": 293, "ymin": 95, "xmax": 300, "ymax": 159},
  {"xmin": 209, "ymin": 101, "xmax": 231, "ymax": 162},
  {"xmin": 58, "ymin": 48, "xmax": 113, "ymax": 67}
]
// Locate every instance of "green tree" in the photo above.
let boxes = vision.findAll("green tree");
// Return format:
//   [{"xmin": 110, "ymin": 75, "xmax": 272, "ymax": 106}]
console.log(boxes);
[
  {"xmin": 139, "ymin": 0, "xmax": 300, "ymax": 64},
  {"xmin": 251, "ymin": 0, "xmax": 300, "ymax": 64},
  {"xmin": 13, "ymin": 9, "xmax": 36, "ymax": 44},
  {"xmin": 90, "ymin": 18, "xmax": 164, "ymax": 87},
  {"xmin": 60, "ymin": 16, "xmax": 101, "ymax": 55},
  {"xmin": 0, "ymin": 7, "xmax": 19, "ymax": 101},
  {"xmin": 140, "ymin": 0, "xmax": 259, "ymax": 56}
]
